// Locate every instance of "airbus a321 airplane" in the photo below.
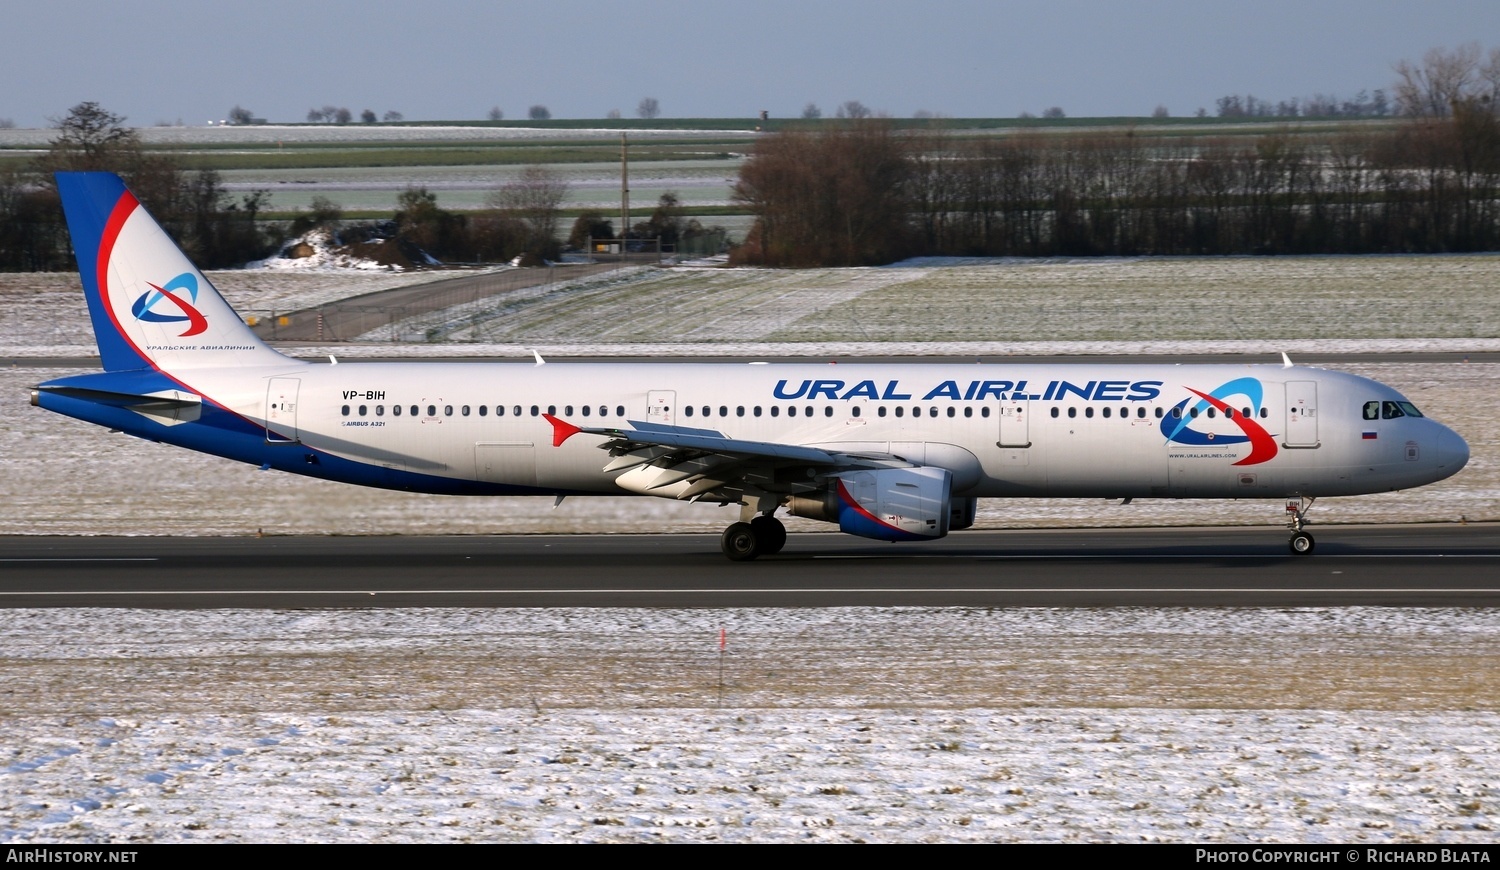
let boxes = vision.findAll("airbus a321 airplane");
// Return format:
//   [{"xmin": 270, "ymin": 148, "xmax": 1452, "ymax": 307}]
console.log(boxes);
[{"xmin": 31, "ymin": 172, "xmax": 1470, "ymax": 559}]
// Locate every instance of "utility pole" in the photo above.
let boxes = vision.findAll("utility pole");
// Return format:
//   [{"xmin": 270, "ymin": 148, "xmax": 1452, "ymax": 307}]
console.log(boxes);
[{"xmin": 620, "ymin": 132, "xmax": 629, "ymax": 257}]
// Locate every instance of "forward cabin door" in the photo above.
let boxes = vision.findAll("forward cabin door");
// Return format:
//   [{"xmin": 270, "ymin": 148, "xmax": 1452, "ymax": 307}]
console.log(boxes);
[
  {"xmin": 265, "ymin": 377, "xmax": 300, "ymax": 443},
  {"xmin": 1284, "ymin": 381, "xmax": 1320, "ymax": 448}
]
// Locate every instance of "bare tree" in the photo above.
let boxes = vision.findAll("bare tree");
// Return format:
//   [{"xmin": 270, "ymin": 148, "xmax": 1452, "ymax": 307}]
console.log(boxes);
[
  {"xmin": 835, "ymin": 100, "xmax": 871, "ymax": 119},
  {"xmin": 334, "ymin": 107, "xmax": 353, "ymax": 125},
  {"xmin": 528, "ymin": 104, "xmax": 551, "ymax": 121},
  {"xmin": 801, "ymin": 103, "xmax": 822, "ymax": 120},
  {"xmin": 360, "ymin": 109, "xmax": 377, "ymax": 124},
  {"xmin": 383, "ymin": 110, "xmax": 404, "ymax": 122},
  {"xmin": 227, "ymin": 105, "xmax": 255, "ymax": 125},
  {"xmin": 488, "ymin": 165, "xmax": 569, "ymax": 257},
  {"xmin": 1394, "ymin": 43, "xmax": 1484, "ymax": 117},
  {"xmin": 1151, "ymin": 105, "xmax": 1170, "ymax": 119},
  {"xmin": 606, "ymin": 109, "xmax": 621, "ymax": 119},
  {"xmin": 637, "ymin": 97, "xmax": 660, "ymax": 119},
  {"xmin": 44, "ymin": 102, "xmax": 140, "ymax": 168},
  {"xmin": 488, "ymin": 106, "xmax": 504, "ymax": 122},
  {"xmin": 1042, "ymin": 106, "xmax": 1066, "ymax": 119}
]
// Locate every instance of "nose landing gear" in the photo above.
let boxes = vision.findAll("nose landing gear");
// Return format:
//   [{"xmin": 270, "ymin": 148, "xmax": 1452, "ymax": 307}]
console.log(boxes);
[{"xmin": 1286, "ymin": 497, "xmax": 1316, "ymax": 555}]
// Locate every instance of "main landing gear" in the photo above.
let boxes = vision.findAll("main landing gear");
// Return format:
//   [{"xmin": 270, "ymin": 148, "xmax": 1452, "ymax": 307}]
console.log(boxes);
[
  {"xmin": 1286, "ymin": 497, "xmax": 1316, "ymax": 555},
  {"xmin": 720, "ymin": 515, "xmax": 787, "ymax": 561}
]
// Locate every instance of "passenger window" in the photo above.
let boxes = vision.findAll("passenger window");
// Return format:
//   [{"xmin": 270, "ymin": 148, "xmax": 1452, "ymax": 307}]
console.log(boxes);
[
  {"xmin": 411, "ymin": 405, "xmax": 420, "ymax": 417},
  {"xmin": 685, "ymin": 406, "xmax": 694, "ymax": 417},
  {"xmin": 1067, "ymin": 407, "xmax": 1076, "ymax": 418},
  {"xmin": 1085, "ymin": 407, "xmax": 1094, "ymax": 418},
  {"xmin": 393, "ymin": 405, "xmax": 403, "ymax": 416},
  {"xmin": 720, "ymin": 406, "xmax": 729, "ymax": 417},
  {"xmin": 1102, "ymin": 407, "xmax": 1111, "ymax": 418},
  {"xmin": 912, "ymin": 407, "xmax": 921, "ymax": 418},
  {"xmin": 341, "ymin": 405, "xmax": 350, "ymax": 416},
  {"xmin": 754, "ymin": 406, "xmax": 762, "ymax": 417},
  {"xmin": 895, "ymin": 407, "xmax": 904, "ymax": 418},
  {"xmin": 462, "ymin": 405, "xmax": 471, "ymax": 416},
  {"xmin": 824, "ymin": 406, "xmax": 833, "ymax": 417},
  {"xmin": 616, "ymin": 406, "xmax": 625, "ymax": 417},
  {"xmin": 1154, "ymin": 407, "xmax": 1163, "ymax": 418},
  {"xmin": 877, "ymin": 407, "xmax": 886, "ymax": 417},
  {"xmin": 981, "ymin": 407, "xmax": 990, "ymax": 418},
  {"xmin": 852, "ymin": 406, "xmax": 861, "ymax": 418},
  {"xmin": 426, "ymin": 405, "xmax": 436, "ymax": 417},
  {"xmin": 580, "ymin": 405, "xmax": 590, "ymax": 417},
  {"xmin": 444, "ymin": 405, "xmax": 453, "ymax": 417},
  {"xmin": 530, "ymin": 405, "xmax": 539, "ymax": 416},
  {"xmin": 376, "ymin": 405, "xmax": 385, "ymax": 417},
  {"xmin": 565, "ymin": 405, "xmax": 574, "ymax": 415},
  {"xmin": 1051, "ymin": 407, "xmax": 1059, "ymax": 418},
  {"xmin": 547, "ymin": 405, "xmax": 556, "ymax": 416},
  {"xmin": 771, "ymin": 406, "xmax": 780, "ymax": 418},
  {"xmin": 964, "ymin": 407, "xmax": 973, "ymax": 418},
  {"xmin": 737, "ymin": 406, "xmax": 745, "ymax": 417},
  {"xmin": 947, "ymin": 407, "xmax": 955, "ymax": 418},
  {"xmin": 805, "ymin": 406, "xmax": 815, "ymax": 417},
  {"xmin": 1259, "ymin": 408, "xmax": 1268, "ymax": 418}
]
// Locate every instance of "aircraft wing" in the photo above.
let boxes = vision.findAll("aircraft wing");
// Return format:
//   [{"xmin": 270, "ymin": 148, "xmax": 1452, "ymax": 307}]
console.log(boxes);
[
  {"xmin": 544, "ymin": 414, "xmax": 862, "ymax": 502},
  {"xmin": 546, "ymin": 414, "xmax": 839, "ymax": 463}
]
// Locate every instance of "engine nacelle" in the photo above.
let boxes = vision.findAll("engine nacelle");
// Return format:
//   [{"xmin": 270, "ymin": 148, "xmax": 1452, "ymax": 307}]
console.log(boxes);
[{"xmin": 789, "ymin": 466, "xmax": 953, "ymax": 542}]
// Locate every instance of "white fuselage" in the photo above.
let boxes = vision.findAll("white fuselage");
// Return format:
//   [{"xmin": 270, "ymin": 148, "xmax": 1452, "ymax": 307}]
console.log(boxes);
[{"xmin": 181, "ymin": 359, "xmax": 1466, "ymax": 501}]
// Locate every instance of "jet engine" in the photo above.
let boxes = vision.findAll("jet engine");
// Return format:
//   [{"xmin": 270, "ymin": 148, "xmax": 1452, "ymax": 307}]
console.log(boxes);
[{"xmin": 788, "ymin": 466, "xmax": 953, "ymax": 542}]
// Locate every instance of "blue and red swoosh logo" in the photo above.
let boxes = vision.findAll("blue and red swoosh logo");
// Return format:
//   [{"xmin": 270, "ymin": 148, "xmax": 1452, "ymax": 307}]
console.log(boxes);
[
  {"xmin": 130, "ymin": 272, "xmax": 207, "ymax": 337},
  {"xmin": 1160, "ymin": 377, "xmax": 1278, "ymax": 466}
]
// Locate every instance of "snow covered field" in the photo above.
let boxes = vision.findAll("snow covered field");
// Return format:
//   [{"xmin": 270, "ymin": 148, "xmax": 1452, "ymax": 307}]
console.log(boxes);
[{"xmin": 2, "ymin": 608, "xmax": 1497, "ymax": 843}]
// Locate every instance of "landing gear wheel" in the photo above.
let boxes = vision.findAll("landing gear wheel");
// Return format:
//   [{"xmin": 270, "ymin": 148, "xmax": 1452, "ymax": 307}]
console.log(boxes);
[
  {"xmin": 1288, "ymin": 531, "xmax": 1316, "ymax": 555},
  {"xmin": 750, "ymin": 515, "xmax": 787, "ymax": 555},
  {"xmin": 721, "ymin": 522, "xmax": 760, "ymax": 561}
]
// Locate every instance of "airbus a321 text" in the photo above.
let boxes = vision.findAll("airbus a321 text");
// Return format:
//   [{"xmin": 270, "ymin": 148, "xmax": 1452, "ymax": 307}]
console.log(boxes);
[{"xmin": 32, "ymin": 173, "xmax": 1470, "ymax": 559}]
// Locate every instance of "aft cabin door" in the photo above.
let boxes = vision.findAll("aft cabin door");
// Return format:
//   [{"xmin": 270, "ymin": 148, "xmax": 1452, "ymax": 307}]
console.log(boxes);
[
  {"xmin": 1284, "ymin": 381, "xmax": 1319, "ymax": 448},
  {"xmin": 265, "ymin": 377, "xmax": 300, "ymax": 443}
]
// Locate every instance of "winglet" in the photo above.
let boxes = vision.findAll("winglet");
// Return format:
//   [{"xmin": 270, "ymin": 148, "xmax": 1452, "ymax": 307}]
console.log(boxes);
[
  {"xmin": 1281, "ymin": 352, "xmax": 1294, "ymax": 369},
  {"xmin": 543, "ymin": 413, "xmax": 582, "ymax": 447}
]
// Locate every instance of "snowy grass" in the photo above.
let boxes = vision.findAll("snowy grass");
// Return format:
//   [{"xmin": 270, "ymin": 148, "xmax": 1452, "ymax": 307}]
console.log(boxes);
[
  {"xmin": 397, "ymin": 255, "xmax": 1500, "ymax": 346},
  {"xmin": 2, "ymin": 607, "xmax": 1496, "ymax": 843}
]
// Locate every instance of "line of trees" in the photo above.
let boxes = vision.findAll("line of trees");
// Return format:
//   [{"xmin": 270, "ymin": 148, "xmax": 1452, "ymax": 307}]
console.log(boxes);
[
  {"xmin": 0, "ymin": 102, "xmax": 275, "ymax": 271},
  {"xmin": 732, "ymin": 44, "xmax": 1500, "ymax": 266}
]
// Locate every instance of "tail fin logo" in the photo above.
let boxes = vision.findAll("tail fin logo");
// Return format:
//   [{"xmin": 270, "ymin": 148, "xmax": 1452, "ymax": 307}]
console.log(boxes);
[{"xmin": 130, "ymin": 272, "xmax": 208, "ymax": 337}]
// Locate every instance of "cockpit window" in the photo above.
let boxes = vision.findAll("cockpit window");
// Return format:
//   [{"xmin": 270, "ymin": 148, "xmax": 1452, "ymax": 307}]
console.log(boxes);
[
  {"xmin": 1363, "ymin": 401, "xmax": 1380, "ymax": 421},
  {"xmin": 1398, "ymin": 401, "xmax": 1423, "ymax": 418},
  {"xmin": 1382, "ymin": 400, "xmax": 1405, "ymax": 419}
]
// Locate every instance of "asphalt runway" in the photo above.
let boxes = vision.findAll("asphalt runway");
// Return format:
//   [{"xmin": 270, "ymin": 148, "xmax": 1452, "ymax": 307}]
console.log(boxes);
[{"xmin": 1, "ymin": 525, "xmax": 1496, "ymax": 608}]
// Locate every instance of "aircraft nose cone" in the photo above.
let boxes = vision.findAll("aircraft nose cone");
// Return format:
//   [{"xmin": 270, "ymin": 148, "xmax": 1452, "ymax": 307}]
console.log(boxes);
[{"xmin": 1438, "ymin": 427, "xmax": 1470, "ymax": 475}]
